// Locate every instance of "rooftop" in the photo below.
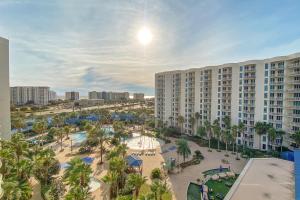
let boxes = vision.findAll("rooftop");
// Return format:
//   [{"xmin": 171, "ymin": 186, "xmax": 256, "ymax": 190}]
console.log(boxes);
[{"xmin": 224, "ymin": 158, "xmax": 294, "ymax": 200}]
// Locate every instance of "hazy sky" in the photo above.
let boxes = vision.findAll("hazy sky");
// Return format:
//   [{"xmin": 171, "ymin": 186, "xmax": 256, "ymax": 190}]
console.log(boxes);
[{"xmin": 1, "ymin": 0, "xmax": 300, "ymax": 96}]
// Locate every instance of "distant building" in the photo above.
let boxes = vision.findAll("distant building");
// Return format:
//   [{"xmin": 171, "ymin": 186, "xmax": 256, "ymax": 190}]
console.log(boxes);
[
  {"xmin": 49, "ymin": 90, "xmax": 57, "ymax": 101},
  {"xmin": 10, "ymin": 86, "xmax": 50, "ymax": 106},
  {"xmin": 0, "ymin": 37, "xmax": 11, "ymax": 139},
  {"xmin": 65, "ymin": 91, "xmax": 79, "ymax": 101},
  {"xmin": 89, "ymin": 91, "xmax": 129, "ymax": 101},
  {"xmin": 133, "ymin": 93, "xmax": 144, "ymax": 100},
  {"xmin": 74, "ymin": 99, "xmax": 104, "ymax": 107},
  {"xmin": 88, "ymin": 91, "xmax": 101, "ymax": 99}
]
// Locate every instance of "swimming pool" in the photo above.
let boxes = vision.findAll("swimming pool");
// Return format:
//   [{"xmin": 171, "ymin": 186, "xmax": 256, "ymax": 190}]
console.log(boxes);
[
  {"xmin": 70, "ymin": 131, "xmax": 87, "ymax": 144},
  {"xmin": 70, "ymin": 126, "xmax": 114, "ymax": 144}
]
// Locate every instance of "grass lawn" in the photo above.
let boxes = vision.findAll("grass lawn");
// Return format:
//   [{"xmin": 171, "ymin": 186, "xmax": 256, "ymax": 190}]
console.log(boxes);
[
  {"xmin": 187, "ymin": 183, "xmax": 202, "ymax": 200},
  {"xmin": 139, "ymin": 183, "xmax": 172, "ymax": 200},
  {"xmin": 203, "ymin": 168, "xmax": 229, "ymax": 176},
  {"xmin": 205, "ymin": 177, "xmax": 236, "ymax": 199}
]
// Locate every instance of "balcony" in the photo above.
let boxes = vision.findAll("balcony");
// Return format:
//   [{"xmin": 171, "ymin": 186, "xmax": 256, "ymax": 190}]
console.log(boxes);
[
  {"xmin": 285, "ymin": 97, "xmax": 300, "ymax": 101},
  {"xmin": 287, "ymin": 63, "xmax": 300, "ymax": 68}
]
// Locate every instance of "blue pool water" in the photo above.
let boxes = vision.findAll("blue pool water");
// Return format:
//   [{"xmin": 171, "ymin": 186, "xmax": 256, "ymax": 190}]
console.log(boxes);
[
  {"xmin": 70, "ymin": 126, "xmax": 114, "ymax": 144},
  {"xmin": 71, "ymin": 131, "xmax": 87, "ymax": 144}
]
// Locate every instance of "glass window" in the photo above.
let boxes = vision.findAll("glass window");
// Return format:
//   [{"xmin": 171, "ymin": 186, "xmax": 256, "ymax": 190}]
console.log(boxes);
[{"xmin": 265, "ymin": 63, "xmax": 268, "ymax": 70}]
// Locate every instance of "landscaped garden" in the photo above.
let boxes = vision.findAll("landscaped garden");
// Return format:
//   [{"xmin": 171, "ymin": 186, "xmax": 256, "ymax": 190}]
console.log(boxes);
[{"xmin": 205, "ymin": 177, "xmax": 237, "ymax": 200}]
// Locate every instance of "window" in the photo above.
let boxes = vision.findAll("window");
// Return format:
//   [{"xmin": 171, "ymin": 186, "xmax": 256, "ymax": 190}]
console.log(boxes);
[{"xmin": 265, "ymin": 63, "xmax": 268, "ymax": 70}]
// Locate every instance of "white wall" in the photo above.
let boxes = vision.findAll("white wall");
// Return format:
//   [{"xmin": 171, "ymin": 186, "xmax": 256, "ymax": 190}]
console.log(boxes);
[{"xmin": 0, "ymin": 37, "xmax": 11, "ymax": 139}]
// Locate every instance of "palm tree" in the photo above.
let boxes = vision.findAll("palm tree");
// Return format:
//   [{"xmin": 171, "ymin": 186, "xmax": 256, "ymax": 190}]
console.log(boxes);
[
  {"xmin": 254, "ymin": 122, "xmax": 271, "ymax": 150},
  {"xmin": 33, "ymin": 148, "xmax": 59, "ymax": 185},
  {"xmin": 277, "ymin": 130, "xmax": 286, "ymax": 152},
  {"xmin": 176, "ymin": 139, "xmax": 191, "ymax": 163},
  {"xmin": 102, "ymin": 171, "xmax": 119, "ymax": 199},
  {"xmin": 63, "ymin": 157, "xmax": 92, "ymax": 190},
  {"xmin": 197, "ymin": 126, "xmax": 206, "ymax": 138},
  {"xmin": 222, "ymin": 130, "xmax": 231, "ymax": 156},
  {"xmin": 63, "ymin": 125, "xmax": 71, "ymax": 139},
  {"xmin": 55, "ymin": 128, "xmax": 64, "ymax": 151},
  {"xmin": 195, "ymin": 112, "xmax": 200, "ymax": 131},
  {"xmin": 291, "ymin": 131, "xmax": 300, "ymax": 148},
  {"xmin": 32, "ymin": 120, "xmax": 48, "ymax": 146},
  {"xmin": 108, "ymin": 156, "xmax": 126, "ymax": 189},
  {"xmin": 189, "ymin": 116, "xmax": 196, "ymax": 135},
  {"xmin": 177, "ymin": 115, "xmax": 184, "ymax": 134},
  {"xmin": 11, "ymin": 117, "xmax": 26, "ymax": 132},
  {"xmin": 10, "ymin": 133, "xmax": 29, "ymax": 174},
  {"xmin": 238, "ymin": 122, "xmax": 246, "ymax": 152},
  {"xmin": 267, "ymin": 127, "xmax": 277, "ymax": 151},
  {"xmin": 89, "ymin": 125, "xmax": 109, "ymax": 164},
  {"xmin": 212, "ymin": 119, "xmax": 221, "ymax": 151},
  {"xmin": 65, "ymin": 186, "xmax": 91, "ymax": 200},
  {"xmin": 231, "ymin": 125, "xmax": 238, "ymax": 154},
  {"xmin": 150, "ymin": 180, "xmax": 169, "ymax": 200},
  {"xmin": 223, "ymin": 116, "xmax": 231, "ymax": 130},
  {"xmin": 127, "ymin": 174, "xmax": 147, "ymax": 198},
  {"xmin": 2, "ymin": 178, "xmax": 32, "ymax": 200},
  {"xmin": 204, "ymin": 120, "xmax": 212, "ymax": 151}
]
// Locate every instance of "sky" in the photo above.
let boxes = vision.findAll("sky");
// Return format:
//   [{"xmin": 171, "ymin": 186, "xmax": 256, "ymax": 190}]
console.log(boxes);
[{"xmin": 1, "ymin": 0, "xmax": 300, "ymax": 96}]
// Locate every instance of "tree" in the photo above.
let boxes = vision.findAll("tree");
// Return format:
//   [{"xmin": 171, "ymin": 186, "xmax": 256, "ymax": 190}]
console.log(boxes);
[
  {"xmin": 102, "ymin": 171, "xmax": 119, "ymax": 199},
  {"xmin": 150, "ymin": 180, "xmax": 169, "ymax": 200},
  {"xmin": 223, "ymin": 116, "xmax": 231, "ymax": 130},
  {"xmin": 177, "ymin": 115, "xmax": 184, "ymax": 134},
  {"xmin": 127, "ymin": 174, "xmax": 147, "ymax": 198},
  {"xmin": 32, "ymin": 120, "xmax": 48, "ymax": 146},
  {"xmin": 238, "ymin": 122, "xmax": 246, "ymax": 152},
  {"xmin": 277, "ymin": 130, "xmax": 286, "ymax": 152},
  {"xmin": 194, "ymin": 112, "xmax": 200, "ymax": 131},
  {"xmin": 222, "ymin": 130, "xmax": 231, "ymax": 156},
  {"xmin": 63, "ymin": 125, "xmax": 71, "ymax": 139},
  {"xmin": 11, "ymin": 117, "xmax": 26, "ymax": 132},
  {"xmin": 197, "ymin": 126, "xmax": 206, "ymax": 138},
  {"xmin": 33, "ymin": 148, "xmax": 59, "ymax": 185},
  {"xmin": 267, "ymin": 127, "xmax": 277, "ymax": 150},
  {"xmin": 189, "ymin": 116, "xmax": 195, "ymax": 135},
  {"xmin": 176, "ymin": 139, "xmax": 191, "ymax": 163},
  {"xmin": 212, "ymin": 119, "xmax": 221, "ymax": 151},
  {"xmin": 204, "ymin": 120, "xmax": 212, "ymax": 151},
  {"xmin": 151, "ymin": 168, "xmax": 162, "ymax": 180},
  {"xmin": 55, "ymin": 128, "xmax": 64, "ymax": 151},
  {"xmin": 63, "ymin": 157, "xmax": 92, "ymax": 200},
  {"xmin": 231, "ymin": 125, "xmax": 238, "ymax": 154},
  {"xmin": 254, "ymin": 122, "xmax": 271, "ymax": 150},
  {"xmin": 89, "ymin": 125, "xmax": 109, "ymax": 164},
  {"xmin": 63, "ymin": 157, "xmax": 92, "ymax": 188},
  {"xmin": 291, "ymin": 131, "xmax": 300, "ymax": 148}
]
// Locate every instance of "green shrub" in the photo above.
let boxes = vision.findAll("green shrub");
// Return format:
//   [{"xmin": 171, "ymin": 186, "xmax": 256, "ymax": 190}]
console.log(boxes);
[{"xmin": 151, "ymin": 168, "xmax": 162, "ymax": 180}]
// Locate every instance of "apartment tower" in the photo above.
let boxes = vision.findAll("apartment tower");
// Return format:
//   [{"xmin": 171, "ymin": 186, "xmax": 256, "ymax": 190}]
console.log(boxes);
[{"xmin": 155, "ymin": 52, "xmax": 300, "ymax": 150}]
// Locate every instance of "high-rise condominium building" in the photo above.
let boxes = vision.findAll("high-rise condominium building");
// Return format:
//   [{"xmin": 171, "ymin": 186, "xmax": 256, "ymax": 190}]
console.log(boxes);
[
  {"xmin": 49, "ymin": 90, "xmax": 57, "ymax": 101},
  {"xmin": 10, "ymin": 86, "xmax": 50, "ymax": 106},
  {"xmin": 88, "ymin": 91, "xmax": 102, "ymax": 99},
  {"xmin": 65, "ymin": 91, "xmax": 80, "ymax": 101},
  {"xmin": 0, "ymin": 37, "xmax": 11, "ymax": 139},
  {"xmin": 88, "ymin": 91, "xmax": 129, "ymax": 101},
  {"xmin": 155, "ymin": 52, "xmax": 300, "ymax": 150},
  {"xmin": 133, "ymin": 93, "xmax": 145, "ymax": 100}
]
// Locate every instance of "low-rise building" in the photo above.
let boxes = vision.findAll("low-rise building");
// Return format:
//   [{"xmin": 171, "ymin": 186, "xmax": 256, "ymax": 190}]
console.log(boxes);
[{"xmin": 74, "ymin": 99, "xmax": 104, "ymax": 107}]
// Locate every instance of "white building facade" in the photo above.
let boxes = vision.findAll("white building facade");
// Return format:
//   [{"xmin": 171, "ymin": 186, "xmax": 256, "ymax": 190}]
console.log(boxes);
[
  {"xmin": 0, "ymin": 37, "xmax": 11, "ymax": 139},
  {"xmin": 133, "ymin": 93, "xmax": 145, "ymax": 100},
  {"xmin": 155, "ymin": 53, "xmax": 300, "ymax": 150},
  {"xmin": 65, "ymin": 91, "xmax": 79, "ymax": 101},
  {"xmin": 10, "ymin": 86, "xmax": 50, "ymax": 105}
]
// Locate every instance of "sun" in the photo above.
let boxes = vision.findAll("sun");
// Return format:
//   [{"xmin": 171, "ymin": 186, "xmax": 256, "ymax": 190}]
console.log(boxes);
[{"xmin": 137, "ymin": 26, "xmax": 153, "ymax": 46}]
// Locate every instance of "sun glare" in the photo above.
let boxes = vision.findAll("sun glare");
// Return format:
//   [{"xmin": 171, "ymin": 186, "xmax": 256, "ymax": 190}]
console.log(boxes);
[{"xmin": 137, "ymin": 26, "xmax": 153, "ymax": 46}]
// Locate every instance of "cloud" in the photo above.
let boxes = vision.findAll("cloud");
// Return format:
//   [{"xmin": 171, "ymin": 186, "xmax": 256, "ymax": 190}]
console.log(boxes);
[{"xmin": 1, "ymin": 0, "xmax": 300, "ymax": 96}]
